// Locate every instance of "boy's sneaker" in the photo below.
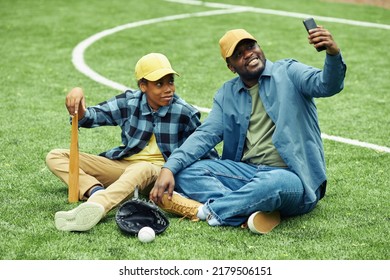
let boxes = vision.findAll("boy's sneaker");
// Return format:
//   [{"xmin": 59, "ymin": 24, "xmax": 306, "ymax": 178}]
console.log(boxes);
[
  {"xmin": 247, "ymin": 211, "xmax": 281, "ymax": 234},
  {"xmin": 55, "ymin": 202, "xmax": 105, "ymax": 232},
  {"xmin": 157, "ymin": 192, "xmax": 202, "ymax": 221}
]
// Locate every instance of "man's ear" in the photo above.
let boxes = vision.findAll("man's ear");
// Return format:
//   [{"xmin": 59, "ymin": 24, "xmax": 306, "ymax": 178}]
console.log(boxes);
[{"xmin": 227, "ymin": 63, "xmax": 236, "ymax": 74}]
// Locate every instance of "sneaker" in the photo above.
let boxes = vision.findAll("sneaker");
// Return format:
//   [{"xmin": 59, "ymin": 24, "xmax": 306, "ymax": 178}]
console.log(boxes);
[
  {"xmin": 55, "ymin": 202, "xmax": 105, "ymax": 231},
  {"xmin": 157, "ymin": 192, "xmax": 202, "ymax": 221},
  {"xmin": 247, "ymin": 211, "xmax": 281, "ymax": 234}
]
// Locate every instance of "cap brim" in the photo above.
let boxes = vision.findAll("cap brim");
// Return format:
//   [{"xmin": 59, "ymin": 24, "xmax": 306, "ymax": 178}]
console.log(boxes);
[
  {"xmin": 226, "ymin": 37, "xmax": 256, "ymax": 58},
  {"xmin": 143, "ymin": 68, "xmax": 178, "ymax": 81}
]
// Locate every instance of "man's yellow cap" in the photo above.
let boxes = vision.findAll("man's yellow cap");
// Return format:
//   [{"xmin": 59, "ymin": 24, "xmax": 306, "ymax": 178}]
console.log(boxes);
[
  {"xmin": 219, "ymin": 29, "xmax": 257, "ymax": 60},
  {"xmin": 135, "ymin": 53, "xmax": 178, "ymax": 81}
]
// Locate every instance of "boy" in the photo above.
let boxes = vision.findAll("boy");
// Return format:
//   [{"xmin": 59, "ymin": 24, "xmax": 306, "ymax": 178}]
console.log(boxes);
[{"xmin": 47, "ymin": 53, "xmax": 207, "ymax": 232}]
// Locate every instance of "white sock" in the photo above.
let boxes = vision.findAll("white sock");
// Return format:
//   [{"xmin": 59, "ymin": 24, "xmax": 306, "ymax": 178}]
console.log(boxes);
[{"xmin": 196, "ymin": 205, "xmax": 207, "ymax": 220}]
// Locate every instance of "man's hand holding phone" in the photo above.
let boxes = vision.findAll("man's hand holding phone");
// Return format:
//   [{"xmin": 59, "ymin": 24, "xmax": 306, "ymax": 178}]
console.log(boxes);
[{"xmin": 303, "ymin": 18, "xmax": 340, "ymax": 55}]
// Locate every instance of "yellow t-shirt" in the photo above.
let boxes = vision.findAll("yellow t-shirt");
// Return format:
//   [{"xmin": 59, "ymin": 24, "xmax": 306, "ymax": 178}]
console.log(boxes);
[{"xmin": 124, "ymin": 134, "xmax": 165, "ymax": 166}]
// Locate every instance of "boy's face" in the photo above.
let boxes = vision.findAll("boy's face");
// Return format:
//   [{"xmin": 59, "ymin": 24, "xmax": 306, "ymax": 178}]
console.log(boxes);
[{"xmin": 140, "ymin": 74, "xmax": 176, "ymax": 111}]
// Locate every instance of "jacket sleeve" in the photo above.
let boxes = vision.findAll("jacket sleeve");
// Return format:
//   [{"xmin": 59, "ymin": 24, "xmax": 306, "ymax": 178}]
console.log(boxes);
[
  {"xmin": 78, "ymin": 93, "xmax": 127, "ymax": 128},
  {"xmin": 163, "ymin": 92, "xmax": 224, "ymax": 174},
  {"xmin": 288, "ymin": 53, "xmax": 347, "ymax": 98}
]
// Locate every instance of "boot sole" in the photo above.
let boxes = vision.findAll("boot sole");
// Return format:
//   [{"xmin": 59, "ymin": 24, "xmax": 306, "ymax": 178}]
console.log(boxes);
[{"xmin": 247, "ymin": 211, "xmax": 281, "ymax": 234}]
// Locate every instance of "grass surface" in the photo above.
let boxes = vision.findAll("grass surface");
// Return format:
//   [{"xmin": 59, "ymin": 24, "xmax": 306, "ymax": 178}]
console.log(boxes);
[{"xmin": 0, "ymin": 0, "xmax": 389, "ymax": 262}]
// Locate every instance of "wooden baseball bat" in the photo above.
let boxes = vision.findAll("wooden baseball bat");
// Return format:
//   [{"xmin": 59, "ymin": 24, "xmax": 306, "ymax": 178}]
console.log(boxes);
[{"xmin": 68, "ymin": 113, "xmax": 79, "ymax": 203}]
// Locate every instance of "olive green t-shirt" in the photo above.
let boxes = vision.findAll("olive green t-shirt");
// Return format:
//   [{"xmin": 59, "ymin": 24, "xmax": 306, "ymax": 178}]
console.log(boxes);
[{"xmin": 242, "ymin": 84, "xmax": 287, "ymax": 167}]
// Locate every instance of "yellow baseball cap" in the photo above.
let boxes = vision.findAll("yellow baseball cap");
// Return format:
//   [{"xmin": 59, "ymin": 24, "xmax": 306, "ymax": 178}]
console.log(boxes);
[
  {"xmin": 219, "ymin": 29, "xmax": 257, "ymax": 60},
  {"xmin": 135, "ymin": 53, "xmax": 178, "ymax": 81}
]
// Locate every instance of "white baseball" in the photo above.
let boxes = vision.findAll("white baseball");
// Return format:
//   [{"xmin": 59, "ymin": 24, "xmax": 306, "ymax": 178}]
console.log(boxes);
[{"xmin": 138, "ymin": 226, "xmax": 155, "ymax": 243}]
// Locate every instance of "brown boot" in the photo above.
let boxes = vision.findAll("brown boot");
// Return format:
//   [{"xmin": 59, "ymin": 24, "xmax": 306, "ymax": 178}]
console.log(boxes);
[{"xmin": 157, "ymin": 192, "xmax": 202, "ymax": 221}]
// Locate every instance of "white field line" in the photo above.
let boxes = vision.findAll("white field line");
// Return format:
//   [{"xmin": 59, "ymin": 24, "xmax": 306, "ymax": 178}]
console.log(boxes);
[
  {"xmin": 72, "ymin": 9, "xmax": 246, "ymax": 92},
  {"xmin": 321, "ymin": 134, "xmax": 390, "ymax": 153},
  {"xmin": 72, "ymin": 2, "xmax": 390, "ymax": 154},
  {"xmin": 166, "ymin": 0, "xmax": 390, "ymax": 30}
]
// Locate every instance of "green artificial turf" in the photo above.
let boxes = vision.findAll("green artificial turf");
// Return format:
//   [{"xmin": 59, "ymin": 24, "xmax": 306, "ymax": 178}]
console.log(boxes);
[{"xmin": 0, "ymin": 0, "xmax": 389, "ymax": 263}]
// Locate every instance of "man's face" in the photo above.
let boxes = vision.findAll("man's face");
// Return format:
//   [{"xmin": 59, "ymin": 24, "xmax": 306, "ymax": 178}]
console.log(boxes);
[
  {"xmin": 140, "ymin": 74, "xmax": 175, "ymax": 111},
  {"xmin": 227, "ymin": 39, "xmax": 266, "ymax": 87}
]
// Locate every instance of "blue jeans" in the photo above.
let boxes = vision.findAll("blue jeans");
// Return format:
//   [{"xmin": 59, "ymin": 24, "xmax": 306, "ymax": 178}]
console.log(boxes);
[{"xmin": 175, "ymin": 159, "xmax": 320, "ymax": 226}]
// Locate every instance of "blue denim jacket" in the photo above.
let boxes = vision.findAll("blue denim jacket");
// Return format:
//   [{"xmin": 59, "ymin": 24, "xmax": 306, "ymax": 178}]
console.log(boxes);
[{"xmin": 165, "ymin": 53, "xmax": 346, "ymax": 204}]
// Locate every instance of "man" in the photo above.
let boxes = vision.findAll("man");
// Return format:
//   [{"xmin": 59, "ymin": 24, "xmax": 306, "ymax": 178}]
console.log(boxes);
[
  {"xmin": 150, "ymin": 26, "xmax": 347, "ymax": 234},
  {"xmin": 46, "ymin": 53, "xmax": 210, "ymax": 232}
]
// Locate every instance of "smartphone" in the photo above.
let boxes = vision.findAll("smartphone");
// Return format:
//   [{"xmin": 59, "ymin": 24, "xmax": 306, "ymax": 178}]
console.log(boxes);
[{"xmin": 303, "ymin": 18, "xmax": 326, "ymax": 52}]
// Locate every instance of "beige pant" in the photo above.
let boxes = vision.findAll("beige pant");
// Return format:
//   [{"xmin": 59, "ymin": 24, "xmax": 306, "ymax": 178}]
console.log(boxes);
[{"xmin": 46, "ymin": 149, "xmax": 161, "ymax": 214}]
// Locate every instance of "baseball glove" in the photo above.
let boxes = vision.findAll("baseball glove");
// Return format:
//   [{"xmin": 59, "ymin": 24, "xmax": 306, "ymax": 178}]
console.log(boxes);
[{"xmin": 115, "ymin": 198, "xmax": 169, "ymax": 236}]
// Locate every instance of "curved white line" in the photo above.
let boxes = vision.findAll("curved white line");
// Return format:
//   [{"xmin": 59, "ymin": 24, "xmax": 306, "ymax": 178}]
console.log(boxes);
[
  {"xmin": 72, "ymin": 5, "xmax": 390, "ymax": 154},
  {"xmin": 72, "ymin": 9, "xmax": 245, "ymax": 92}
]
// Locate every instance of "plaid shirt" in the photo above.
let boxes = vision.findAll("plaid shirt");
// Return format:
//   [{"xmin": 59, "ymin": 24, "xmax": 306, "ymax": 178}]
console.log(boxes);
[{"xmin": 78, "ymin": 90, "xmax": 202, "ymax": 160}]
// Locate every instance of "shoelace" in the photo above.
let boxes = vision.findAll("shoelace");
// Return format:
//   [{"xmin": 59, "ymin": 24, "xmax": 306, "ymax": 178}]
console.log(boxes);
[{"xmin": 169, "ymin": 203, "xmax": 198, "ymax": 219}]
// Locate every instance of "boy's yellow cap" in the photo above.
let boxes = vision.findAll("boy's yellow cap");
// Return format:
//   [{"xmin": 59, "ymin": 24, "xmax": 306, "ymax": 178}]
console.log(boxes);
[
  {"xmin": 135, "ymin": 53, "xmax": 178, "ymax": 81},
  {"xmin": 219, "ymin": 29, "xmax": 257, "ymax": 60}
]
